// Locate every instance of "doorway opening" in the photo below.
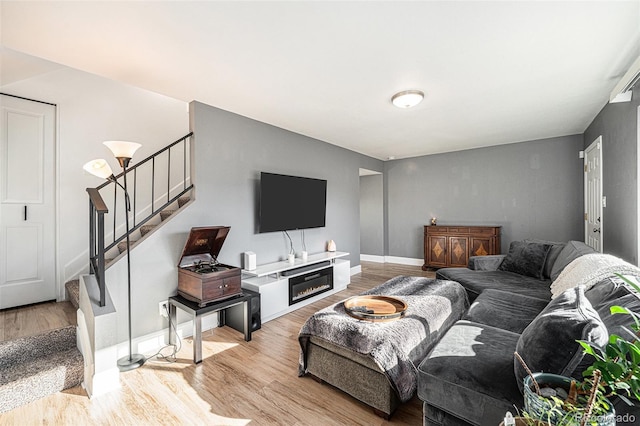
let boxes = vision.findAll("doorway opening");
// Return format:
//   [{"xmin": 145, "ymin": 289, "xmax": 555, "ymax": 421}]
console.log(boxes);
[{"xmin": 359, "ymin": 168, "xmax": 384, "ymax": 263}]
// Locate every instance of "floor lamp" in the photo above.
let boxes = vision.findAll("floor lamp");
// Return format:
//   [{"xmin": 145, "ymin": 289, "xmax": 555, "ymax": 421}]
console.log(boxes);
[{"xmin": 83, "ymin": 140, "xmax": 145, "ymax": 372}]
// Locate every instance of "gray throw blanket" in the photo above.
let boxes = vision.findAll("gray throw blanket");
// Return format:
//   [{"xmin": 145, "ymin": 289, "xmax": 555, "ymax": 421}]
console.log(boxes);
[{"xmin": 298, "ymin": 276, "xmax": 468, "ymax": 402}]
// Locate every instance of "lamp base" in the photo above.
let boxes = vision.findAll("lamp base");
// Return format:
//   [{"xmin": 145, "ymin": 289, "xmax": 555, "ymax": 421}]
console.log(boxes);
[{"xmin": 117, "ymin": 353, "xmax": 146, "ymax": 372}]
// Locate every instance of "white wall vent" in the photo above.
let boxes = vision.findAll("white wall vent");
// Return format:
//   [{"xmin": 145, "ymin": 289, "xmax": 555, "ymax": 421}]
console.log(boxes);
[{"xmin": 610, "ymin": 56, "xmax": 640, "ymax": 103}]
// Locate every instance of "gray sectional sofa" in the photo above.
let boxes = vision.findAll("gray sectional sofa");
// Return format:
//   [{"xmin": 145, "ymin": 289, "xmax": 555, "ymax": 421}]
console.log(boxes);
[{"xmin": 418, "ymin": 240, "xmax": 640, "ymax": 426}]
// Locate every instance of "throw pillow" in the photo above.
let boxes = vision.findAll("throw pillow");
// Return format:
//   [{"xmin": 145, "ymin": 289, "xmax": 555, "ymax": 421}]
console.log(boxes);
[
  {"xmin": 498, "ymin": 241, "xmax": 552, "ymax": 280},
  {"xmin": 514, "ymin": 286, "xmax": 608, "ymax": 392},
  {"xmin": 525, "ymin": 239, "xmax": 566, "ymax": 279}
]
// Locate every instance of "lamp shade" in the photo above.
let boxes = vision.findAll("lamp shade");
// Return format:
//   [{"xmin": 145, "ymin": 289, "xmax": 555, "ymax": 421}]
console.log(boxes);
[
  {"xmin": 391, "ymin": 90, "xmax": 424, "ymax": 108},
  {"xmin": 103, "ymin": 141, "xmax": 141, "ymax": 159},
  {"xmin": 83, "ymin": 159, "xmax": 114, "ymax": 180}
]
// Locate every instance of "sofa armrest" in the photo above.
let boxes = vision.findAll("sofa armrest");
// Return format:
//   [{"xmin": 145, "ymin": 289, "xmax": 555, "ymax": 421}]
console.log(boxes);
[{"xmin": 468, "ymin": 255, "xmax": 505, "ymax": 271}]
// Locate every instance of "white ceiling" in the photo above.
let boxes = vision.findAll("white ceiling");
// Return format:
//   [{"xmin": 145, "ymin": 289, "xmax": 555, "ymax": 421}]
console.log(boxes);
[{"xmin": 2, "ymin": 1, "xmax": 639, "ymax": 160}]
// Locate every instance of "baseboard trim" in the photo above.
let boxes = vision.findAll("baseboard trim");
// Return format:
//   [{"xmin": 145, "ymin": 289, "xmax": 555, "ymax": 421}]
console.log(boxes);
[
  {"xmin": 383, "ymin": 256, "xmax": 424, "ymax": 266},
  {"xmin": 360, "ymin": 254, "xmax": 385, "ymax": 263},
  {"xmin": 350, "ymin": 265, "xmax": 362, "ymax": 275}
]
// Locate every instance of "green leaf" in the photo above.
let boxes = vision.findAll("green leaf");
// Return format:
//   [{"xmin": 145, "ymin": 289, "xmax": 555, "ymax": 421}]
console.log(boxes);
[
  {"xmin": 578, "ymin": 340, "xmax": 597, "ymax": 356},
  {"xmin": 610, "ymin": 305, "xmax": 631, "ymax": 315},
  {"xmin": 608, "ymin": 362, "xmax": 625, "ymax": 379}
]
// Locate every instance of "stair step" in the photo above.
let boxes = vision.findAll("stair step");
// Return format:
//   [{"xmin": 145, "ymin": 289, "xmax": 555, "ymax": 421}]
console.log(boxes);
[
  {"xmin": 0, "ymin": 326, "xmax": 83, "ymax": 413},
  {"xmin": 177, "ymin": 196, "xmax": 191, "ymax": 207},
  {"xmin": 65, "ymin": 280, "xmax": 80, "ymax": 310},
  {"xmin": 117, "ymin": 240, "xmax": 139, "ymax": 253},
  {"xmin": 140, "ymin": 224, "xmax": 157, "ymax": 237},
  {"xmin": 160, "ymin": 210, "xmax": 175, "ymax": 221}
]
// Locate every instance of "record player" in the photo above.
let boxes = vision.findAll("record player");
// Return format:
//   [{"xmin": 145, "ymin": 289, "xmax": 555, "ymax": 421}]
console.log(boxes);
[{"xmin": 178, "ymin": 226, "xmax": 241, "ymax": 306}]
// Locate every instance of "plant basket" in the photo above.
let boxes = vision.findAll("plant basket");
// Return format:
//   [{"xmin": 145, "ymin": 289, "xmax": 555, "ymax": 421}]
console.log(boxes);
[{"xmin": 523, "ymin": 373, "xmax": 616, "ymax": 426}]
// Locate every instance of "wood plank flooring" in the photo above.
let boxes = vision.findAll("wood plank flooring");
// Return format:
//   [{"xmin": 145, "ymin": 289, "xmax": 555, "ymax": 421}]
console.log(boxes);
[
  {"xmin": 0, "ymin": 262, "xmax": 435, "ymax": 425},
  {"xmin": 0, "ymin": 300, "xmax": 76, "ymax": 343}
]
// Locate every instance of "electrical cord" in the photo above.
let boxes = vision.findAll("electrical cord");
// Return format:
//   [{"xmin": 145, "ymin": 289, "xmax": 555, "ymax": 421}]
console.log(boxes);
[
  {"xmin": 146, "ymin": 303, "xmax": 182, "ymax": 363},
  {"xmin": 301, "ymin": 229, "xmax": 306, "ymax": 252},
  {"xmin": 284, "ymin": 230, "xmax": 295, "ymax": 254}
]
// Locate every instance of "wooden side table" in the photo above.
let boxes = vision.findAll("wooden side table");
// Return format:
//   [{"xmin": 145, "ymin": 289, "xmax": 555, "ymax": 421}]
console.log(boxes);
[{"xmin": 168, "ymin": 292, "xmax": 252, "ymax": 364}]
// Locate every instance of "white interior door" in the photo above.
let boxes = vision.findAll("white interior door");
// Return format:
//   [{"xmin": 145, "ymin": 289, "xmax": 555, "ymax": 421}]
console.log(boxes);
[
  {"xmin": 585, "ymin": 136, "xmax": 603, "ymax": 252},
  {"xmin": 0, "ymin": 95, "xmax": 57, "ymax": 309}
]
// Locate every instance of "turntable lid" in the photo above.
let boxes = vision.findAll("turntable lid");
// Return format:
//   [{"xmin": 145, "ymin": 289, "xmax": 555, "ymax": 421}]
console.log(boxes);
[{"xmin": 178, "ymin": 226, "xmax": 231, "ymax": 267}]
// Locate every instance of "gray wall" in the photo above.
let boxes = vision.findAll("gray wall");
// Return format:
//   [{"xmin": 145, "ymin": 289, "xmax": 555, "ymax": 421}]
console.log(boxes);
[
  {"xmin": 116, "ymin": 101, "xmax": 383, "ymax": 340},
  {"xmin": 187, "ymin": 101, "xmax": 382, "ymax": 267},
  {"xmin": 584, "ymin": 85, "xmax": 640, "ymax": 264},
  {"xmin": 384, "ymin": 135, "xmax": 585, "ymax": 259},
  {"xmin": 359, "ymin": 174, "xmax": 384, "ymax": 256}
]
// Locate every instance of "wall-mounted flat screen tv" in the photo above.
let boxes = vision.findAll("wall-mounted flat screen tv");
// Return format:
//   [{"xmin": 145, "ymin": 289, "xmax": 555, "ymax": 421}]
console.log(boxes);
[{"xmin": 259, "ymin": 172, "xmax": 327, "ymax": 233}]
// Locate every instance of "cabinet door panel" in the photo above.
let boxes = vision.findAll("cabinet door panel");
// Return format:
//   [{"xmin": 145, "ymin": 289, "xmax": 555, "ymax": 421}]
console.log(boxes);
[
  {"xmin": 427, "ymin": 236, "xmax": 447, "ymax": 267},
  {"xmin": 448, "ymin": 237, "xmax": 468, "ymax": 267},
  {"xmin": 470, "ymin": 237, "xmax": 493, "ymax": 257}
]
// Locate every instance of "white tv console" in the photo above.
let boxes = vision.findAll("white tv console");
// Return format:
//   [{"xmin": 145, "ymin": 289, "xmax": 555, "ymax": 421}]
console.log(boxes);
[{"xmin": 241, "ymin": 251, "xmax": 350, "ymax": 323}]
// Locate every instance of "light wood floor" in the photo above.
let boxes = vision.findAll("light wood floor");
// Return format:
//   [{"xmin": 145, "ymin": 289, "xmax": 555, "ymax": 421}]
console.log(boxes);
[
  {"xmin": 0, "ymin": 262, "xmax": 435, "ymax": 425},
  {"xmin": 0, "ymin": 299, "xmax": 76, "ymax": 343}
]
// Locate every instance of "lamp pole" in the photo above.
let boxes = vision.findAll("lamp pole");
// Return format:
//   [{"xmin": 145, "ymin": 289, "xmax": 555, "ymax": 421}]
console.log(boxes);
[
  {"xmin": 84, "ymin": 141, "xmax": 144, "ymax": 372},
  {"xmin": 115, "ymin": 157, "xmax": 145, "ymax": 372}
]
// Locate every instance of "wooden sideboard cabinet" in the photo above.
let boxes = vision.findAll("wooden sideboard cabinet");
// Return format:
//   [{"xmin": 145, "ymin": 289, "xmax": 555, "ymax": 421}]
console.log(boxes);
[{"xmin": 422, "ymin": 225, "xmax": 501, "ymax": 270}]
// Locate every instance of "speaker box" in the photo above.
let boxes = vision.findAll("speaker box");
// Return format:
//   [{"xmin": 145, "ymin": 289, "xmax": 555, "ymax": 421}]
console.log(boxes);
[
  {"xmin": 243, "ymin": 251, "xmax": 256, "ymax": 270},
  {"xmin": 223, "ymin": 289, "xmax": 261, "ymax": 332}
]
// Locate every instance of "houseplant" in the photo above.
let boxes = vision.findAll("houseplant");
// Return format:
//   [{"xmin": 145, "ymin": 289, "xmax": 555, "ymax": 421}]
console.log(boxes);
[{"xmin": 515, "ymin": 352, "xmax": 615, "ymax": 426}]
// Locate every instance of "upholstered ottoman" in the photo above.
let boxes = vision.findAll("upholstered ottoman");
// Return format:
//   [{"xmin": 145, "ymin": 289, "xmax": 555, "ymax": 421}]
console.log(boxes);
[{"xmin": 298, "ymin": 276, "xmax": 469, "ymax": 418}]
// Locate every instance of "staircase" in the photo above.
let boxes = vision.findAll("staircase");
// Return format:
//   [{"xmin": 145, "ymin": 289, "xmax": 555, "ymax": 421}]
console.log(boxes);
[
  {"xmin": 65, "ymin": 192, "xmax": 192, "ymax": 308},
  {"xmin": 0, "ymin": 134, "xmax": 195, "ymax": 413},
  {"xmin": 0, "ymin": 326, "xmax": 83, "ymax": 413}
]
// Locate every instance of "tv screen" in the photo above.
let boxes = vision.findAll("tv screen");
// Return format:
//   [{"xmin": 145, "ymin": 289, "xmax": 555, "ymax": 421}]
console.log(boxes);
[{"xmin": 259, "ymin": 172, "xmax": 327, "ymax": 233}]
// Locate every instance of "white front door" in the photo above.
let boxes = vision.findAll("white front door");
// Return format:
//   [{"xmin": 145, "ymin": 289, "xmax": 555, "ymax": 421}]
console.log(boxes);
[
  {"xmin": 584, "ymin": 136, "xmax": 603, "ymax": 252},
  {"xmin": 0, "ymin": 95, "xmax": 57, "ymax": 309}
]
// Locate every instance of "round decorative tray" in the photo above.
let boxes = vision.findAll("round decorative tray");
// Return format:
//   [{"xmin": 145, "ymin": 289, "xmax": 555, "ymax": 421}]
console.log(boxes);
[{"xmin": 343, "ymin": 295, "xmax": 407, "ymax": 322}]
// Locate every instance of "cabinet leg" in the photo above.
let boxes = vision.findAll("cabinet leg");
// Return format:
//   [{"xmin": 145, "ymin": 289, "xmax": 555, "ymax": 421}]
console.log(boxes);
[
  {"xmin": 244, "ymin": 299, "xmax": 252, "ymax": 342},
  {"xmin": 193, "ymin": 315, "xmax": 202, "ymax": 364},
  {"xmin": 168, "ymin": 302, "xmax": 177, "ymax": 345}
]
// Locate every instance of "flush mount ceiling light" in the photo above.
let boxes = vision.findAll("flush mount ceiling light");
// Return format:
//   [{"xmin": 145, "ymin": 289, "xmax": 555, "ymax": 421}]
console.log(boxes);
[{"xmin": 391, "ymin": 90, "xmax": 424, "ymax": 108}]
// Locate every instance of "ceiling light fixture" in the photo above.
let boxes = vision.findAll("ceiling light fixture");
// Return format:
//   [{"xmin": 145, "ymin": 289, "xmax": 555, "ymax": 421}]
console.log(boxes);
[{"xmin": 391, "ymin": 90, "xmax": 424, "ymax": 108}]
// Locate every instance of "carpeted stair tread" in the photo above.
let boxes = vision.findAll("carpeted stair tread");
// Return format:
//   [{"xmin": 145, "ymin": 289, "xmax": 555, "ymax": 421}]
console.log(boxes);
[
  {"xmin": 0, "ymin": 347, "xmax": 83, "ymax": 413},
  {"xmin": 65, "ymin": 280, "xmax": 80, "ymax": 309},
  {"xmin": 177, "ymin": 196, "xmax": 191, "ymax": 207},
  {"xmin": 0, "ymin": 326, "xmax": 83, "ymax": 413},
  {"xmin": 160, "ymin": 210, "xmax": 175, "ymax": 221},
  {"xmin": 0, "ymin": 346, "xmax": 84, "ymax": 387},
  {"xmin": 140, "ymin": 224, "xmax": 157, "ymax": 236},
  {"xmin": 117, "ymin": 240, "xmax": 139, "ymax": 253},
  {"xmin": 0, "ymin": 326, "xmax": 77, "ymax": 366}
]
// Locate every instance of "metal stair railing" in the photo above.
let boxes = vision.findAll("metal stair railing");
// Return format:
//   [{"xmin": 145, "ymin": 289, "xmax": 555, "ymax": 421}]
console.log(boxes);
[{"xmin": 87, "ymin": 132, "xmax": 193, "ymax": 306}]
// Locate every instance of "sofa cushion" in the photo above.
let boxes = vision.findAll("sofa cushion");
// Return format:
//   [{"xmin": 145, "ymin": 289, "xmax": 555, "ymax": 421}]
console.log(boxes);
[
  {"xmin": 498, "ymin": 241, "xmax": 552, "ymax": 279},
  {"xmin": 436, "ymin": 268, "xmax": 552, "ymax": 302},
  {"xmin": 525, "ymin": 239, "xmax": 566, "ymax": 279},
  {"xmin": 463, "ymin": 289, "xmax": 549, "ymax": 334},
  {"xmin": 417, "ymin": 320, "xmax": 522, "ymax": 426},
  {"xmin": 514, "ymin": 286, "xmax": 608, "ymax": 390},
  {"xmin": 550, "ymin": 240, "xmax": 596, "ymax": 282}
]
